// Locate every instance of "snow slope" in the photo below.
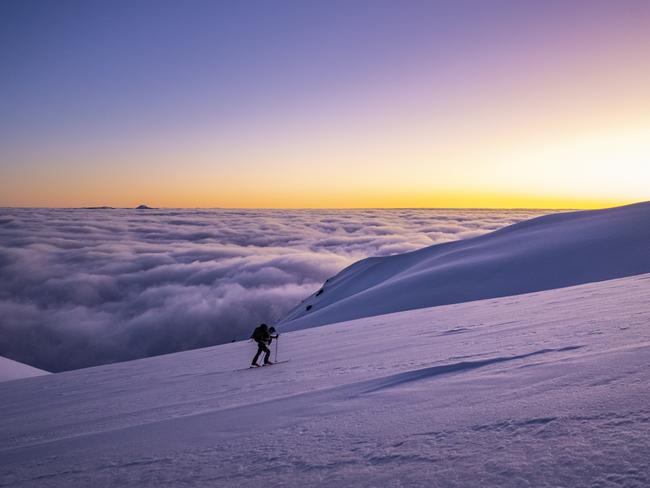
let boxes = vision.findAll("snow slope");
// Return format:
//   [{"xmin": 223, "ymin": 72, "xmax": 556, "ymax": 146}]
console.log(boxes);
[
  {"xmin": 1, "ymin": 273, "xmax": 650, "ymax": 487},
  {"xmin": 0, "ymin": 356, "xmax": 48, "ymax": 383},
  {"xmin": 281, "ymin": 201, "xmax": 650, "ymax": 330}
]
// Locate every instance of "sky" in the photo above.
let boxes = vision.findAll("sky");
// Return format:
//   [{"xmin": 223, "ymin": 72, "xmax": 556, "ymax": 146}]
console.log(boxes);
[{"xmin": 0, "ymin": 0, "xmax": 648, "ymax": 208}]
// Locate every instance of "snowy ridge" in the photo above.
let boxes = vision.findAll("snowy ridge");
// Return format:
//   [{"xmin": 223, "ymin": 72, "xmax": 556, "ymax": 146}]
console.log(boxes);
[
  {"xmin": 0, "ymin": 356, "xmax": 48, "ymax": 383},
  {"xmin": 1, "ymin": 273, "xmax": 650, "ymax": 486},
  {"xmin": 280, "ymin": 201, "xmax": 650, "ymax": 330}
]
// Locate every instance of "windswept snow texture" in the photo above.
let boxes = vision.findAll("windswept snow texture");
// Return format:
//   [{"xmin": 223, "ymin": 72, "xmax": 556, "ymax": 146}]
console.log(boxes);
[
  {"xmin": 0, "ymin": 356, "xmax": 48, "ymax": 383},
  {"xmin": 2, "ymin": 274, "xmax": 650, "ymax": 487},
  {"xmin": 0, "ymin": 208, "xmax": 544, "ymax": 371},
  {"xmin": 282, "ymin": 201, "xmax": 650, "ymax": 330}
]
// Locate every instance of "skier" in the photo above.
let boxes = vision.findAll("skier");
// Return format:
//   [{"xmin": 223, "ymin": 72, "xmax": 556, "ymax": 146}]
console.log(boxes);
[{"xmin": 250, "ymin": 323, "xmax": 278, "ymax": 367}]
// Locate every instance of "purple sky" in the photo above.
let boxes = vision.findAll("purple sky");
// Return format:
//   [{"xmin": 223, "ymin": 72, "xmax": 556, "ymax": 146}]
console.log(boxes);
[{"xmin": 1, "ymin": 1, "xmax": 648, "ymax": 207}]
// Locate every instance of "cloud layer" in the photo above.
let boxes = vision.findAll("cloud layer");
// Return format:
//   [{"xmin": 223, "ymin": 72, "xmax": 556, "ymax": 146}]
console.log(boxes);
[{"xmin": 0, "ymin": 208, "xmax": 546, "ymax": 371}]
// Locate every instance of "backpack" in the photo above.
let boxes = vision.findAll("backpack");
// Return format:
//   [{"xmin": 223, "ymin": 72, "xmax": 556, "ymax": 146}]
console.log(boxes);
[{"xmin": 250, "ymin": 326, "xmax": 266, "ymax": 342}]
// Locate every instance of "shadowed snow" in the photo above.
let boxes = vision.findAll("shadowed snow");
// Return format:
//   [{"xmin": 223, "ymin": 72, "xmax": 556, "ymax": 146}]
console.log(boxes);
[{"xmin": 0, "ymin": 356, "xmax": 48, "ymax": 383}]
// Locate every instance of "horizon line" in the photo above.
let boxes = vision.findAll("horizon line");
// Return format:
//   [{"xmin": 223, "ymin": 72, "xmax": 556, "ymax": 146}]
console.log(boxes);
[{"xmin": 1, "ymin": 204, "xmax": 637, "ymax": 211}]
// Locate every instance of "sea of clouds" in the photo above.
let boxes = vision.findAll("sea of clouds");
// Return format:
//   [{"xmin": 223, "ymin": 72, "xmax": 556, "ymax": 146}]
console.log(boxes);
[{"xmin": 0, "ymin": 208, "xmax": 548, "ymax": 372}]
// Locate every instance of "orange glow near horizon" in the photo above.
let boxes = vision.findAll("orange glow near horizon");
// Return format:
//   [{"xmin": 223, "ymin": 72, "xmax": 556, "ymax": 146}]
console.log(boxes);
[{"xmin": 3, "ymin": 120, "xmax": 647, "ymax": 209}]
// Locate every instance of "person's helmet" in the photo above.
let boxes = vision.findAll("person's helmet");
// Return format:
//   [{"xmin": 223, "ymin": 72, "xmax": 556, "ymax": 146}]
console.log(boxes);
[
  {"xmin": 260, "ymin": 323, "xmax": 268, "ymax": 330},
  {"xmin": 269, "ymin": 327, "xmax": 276, "ymax": 333}
]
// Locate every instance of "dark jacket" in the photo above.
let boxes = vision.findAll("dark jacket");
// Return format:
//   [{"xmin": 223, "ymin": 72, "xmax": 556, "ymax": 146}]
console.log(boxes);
[{"xmin": 251, "ymin": 326, "xmax": 278, "ymax": 344}]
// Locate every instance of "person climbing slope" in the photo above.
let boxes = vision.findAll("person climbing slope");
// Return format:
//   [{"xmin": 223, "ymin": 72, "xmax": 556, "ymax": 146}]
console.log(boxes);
[{"xmin": 250, "ymin": 323, "xmax": 278, "ymax": 367}]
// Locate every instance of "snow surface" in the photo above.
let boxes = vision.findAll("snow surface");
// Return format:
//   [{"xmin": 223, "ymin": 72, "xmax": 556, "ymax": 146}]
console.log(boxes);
[
  {"xmin": 2, "ymin": 273, "xmax": 650, "ymax": 487},
  {"xmin": 0, "ymin": 356, "xmax": 48, "ymax": 383},
  {"xmin": 281, "ymin": 201, "xmax": 650, "ymax": 330}
]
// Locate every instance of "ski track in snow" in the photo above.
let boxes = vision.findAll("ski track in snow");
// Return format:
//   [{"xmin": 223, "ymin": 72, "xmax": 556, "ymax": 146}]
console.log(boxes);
[{"xmin": 1, "ymin": 273, "xmax": 650, "ymax": 487}]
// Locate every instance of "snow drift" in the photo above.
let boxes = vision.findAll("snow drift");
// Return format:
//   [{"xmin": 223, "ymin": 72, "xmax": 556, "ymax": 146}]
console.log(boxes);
[
  {"xmin": 281, "ymin": 201, "xmax": 650, "ymax": 330},
  {"xmin": 0, "ymin": 356, "xmax": 48, "ymax": 383}
]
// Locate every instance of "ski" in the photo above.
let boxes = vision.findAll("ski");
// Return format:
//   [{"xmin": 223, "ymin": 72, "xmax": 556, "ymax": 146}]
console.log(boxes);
[
  {"xmin": 265, "ymin": 360, "xmax": 290, "ymax": 366},
  {"xmin": 234, "ymin": 359, "xmax": 290, "ymax": 372}
]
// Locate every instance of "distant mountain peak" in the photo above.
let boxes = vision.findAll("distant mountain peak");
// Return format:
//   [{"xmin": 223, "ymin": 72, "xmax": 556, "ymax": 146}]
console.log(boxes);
[{"xmin": 135, "ymin": 204, "xmax": 154, "ymax": 209}]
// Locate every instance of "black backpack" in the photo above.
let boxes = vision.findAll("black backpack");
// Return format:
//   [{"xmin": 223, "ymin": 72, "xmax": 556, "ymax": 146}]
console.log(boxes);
[{"xmin": 250, "ymin": 326, "xmax": 266, "ymax": 342}]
